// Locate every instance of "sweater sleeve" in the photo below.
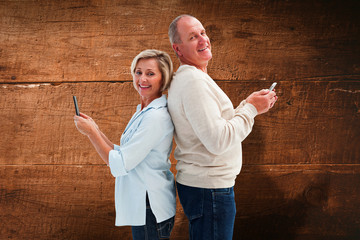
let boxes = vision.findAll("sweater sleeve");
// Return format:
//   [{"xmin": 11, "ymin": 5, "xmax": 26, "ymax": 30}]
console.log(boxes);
[{"xmin": 181, "ymin": 76, "xmax": 257, "ymax": 155}]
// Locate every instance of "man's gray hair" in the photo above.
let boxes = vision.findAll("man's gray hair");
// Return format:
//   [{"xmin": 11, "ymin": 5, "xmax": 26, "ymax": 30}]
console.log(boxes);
[{"xmin": 168, "ymin": 14, "xmax": 195, "ymax": 45}]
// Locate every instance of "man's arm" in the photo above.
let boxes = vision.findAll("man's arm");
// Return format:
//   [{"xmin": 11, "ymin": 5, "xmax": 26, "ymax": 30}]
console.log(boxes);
[{"xmin": 180, "ymin": 77, "xmax": 257, "ymax": 155}]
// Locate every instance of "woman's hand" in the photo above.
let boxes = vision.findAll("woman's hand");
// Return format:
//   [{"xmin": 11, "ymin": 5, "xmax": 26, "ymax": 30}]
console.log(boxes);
[
  {"xmin": 74, "ymin": 113, "xmax": 98, "ymax": 136},
  {"xmin": 80, "ymin": 113, "xmax": 99, "ymax": 130},
  {"xmin": 73, "ymin": 113, "xmax": 113, "ymax": 165}
]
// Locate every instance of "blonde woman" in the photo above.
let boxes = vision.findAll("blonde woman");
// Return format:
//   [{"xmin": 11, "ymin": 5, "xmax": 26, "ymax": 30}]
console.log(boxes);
[{"xmin": 74, "ymin": 49, "xmax": 176, "ymax": 240}]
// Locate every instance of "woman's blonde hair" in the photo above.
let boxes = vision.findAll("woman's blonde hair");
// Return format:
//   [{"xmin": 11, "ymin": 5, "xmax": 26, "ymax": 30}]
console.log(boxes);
[{"xmin": 130, "ymin": 49, "xmax": 173, "ymax": 92}]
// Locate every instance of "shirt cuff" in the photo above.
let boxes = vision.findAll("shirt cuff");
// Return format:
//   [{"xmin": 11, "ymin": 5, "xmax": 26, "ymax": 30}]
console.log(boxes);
[
  {"xmin": 237, "ymin": 100, "xmax": 258, "ymax": 117},
  {"xmin": 245, "ymin": 102, "xmax": 258, "ymax": 117},
  {"xmin": 108, "ymin": 149, "xmax": 128, "ymax": 177}
]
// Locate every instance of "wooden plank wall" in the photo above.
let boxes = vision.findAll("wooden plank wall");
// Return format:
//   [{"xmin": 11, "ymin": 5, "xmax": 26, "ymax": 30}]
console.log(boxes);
[{"xmin": 1, "ymin": 0, "xmax": 359, "ymax": 239}]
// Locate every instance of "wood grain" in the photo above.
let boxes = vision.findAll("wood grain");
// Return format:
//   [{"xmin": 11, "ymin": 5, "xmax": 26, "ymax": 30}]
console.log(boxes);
[
  {"xmin": 0, "ymin": 165, "xmax": 130, "ymax": 239},
  {"xmin": 1, "ymin": 0, "xmax": 359, "ymax": 83},
  {"xmin": 0, "ymin": 82, "xmax": 137, "ymax": 165},
  {"xmin": 1, "ymin": 164, "xmax": 359, "ymax": 239},
  {"xmin": 1, "ymin": 0, "xmax": 359, "ymax": 239},
  {"xmin": 0, "ymin": 80, "xmax": 359, "ymax": 165},
  {"xmin": 233, "ymin": 164, "xmax": 360, "ymax": 239}
]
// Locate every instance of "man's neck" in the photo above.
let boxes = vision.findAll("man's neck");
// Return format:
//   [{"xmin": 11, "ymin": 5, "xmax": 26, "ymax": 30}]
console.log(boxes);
[{"xmin": 180, "ymin": 61, "xmax": 207, "ymax": 73}]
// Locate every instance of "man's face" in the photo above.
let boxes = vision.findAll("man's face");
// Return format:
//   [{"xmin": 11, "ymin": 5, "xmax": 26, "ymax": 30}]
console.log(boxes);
[{"xmin": 173, "ymin": 16, "xmax": 212, "ymax": 70}]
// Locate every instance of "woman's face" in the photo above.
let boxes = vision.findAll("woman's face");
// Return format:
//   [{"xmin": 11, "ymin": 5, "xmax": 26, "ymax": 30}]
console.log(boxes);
[{"xmin": 134, "ymin": 58, "xmax": 163, "ymax": 103}]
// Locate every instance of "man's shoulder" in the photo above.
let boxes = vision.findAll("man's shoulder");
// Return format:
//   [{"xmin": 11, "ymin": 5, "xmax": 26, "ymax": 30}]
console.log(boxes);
[
  {"xmin": 172, "ymin": 65, "xmax": 207, "ymax": 88},
  {"xmin": 174, "ymin": 65, "xmax": 204, "ymax": 79}
]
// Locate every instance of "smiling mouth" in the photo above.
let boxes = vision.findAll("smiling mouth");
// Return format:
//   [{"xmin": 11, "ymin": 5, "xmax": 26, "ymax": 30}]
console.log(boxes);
[
  {"xmin": 198, "ymin": 46, "xmax": 208, "ymax": 52},
  {"xmin": 139, "ymin": 85, "xmax": 150, "ymax": 89}
]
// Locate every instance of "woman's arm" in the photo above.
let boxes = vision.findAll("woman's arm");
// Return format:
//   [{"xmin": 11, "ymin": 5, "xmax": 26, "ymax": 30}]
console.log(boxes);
[
  {"xmin": 108, "ymin": 109, "xmax": 173, "ymax": 177},
  {"xmin": 97, "ymin": 130, "xmax": 113, "ymax": 149},
  {"xmin": 74, "ymin": 113, "xmax": 113, "ymax": 165},
  {"xmin": 87, "ymin": 130, "xmax": 112, "ymax": 165},
  {"xmin": 79, "ymin": 113, "xmax": 114, "ymax": 148}
]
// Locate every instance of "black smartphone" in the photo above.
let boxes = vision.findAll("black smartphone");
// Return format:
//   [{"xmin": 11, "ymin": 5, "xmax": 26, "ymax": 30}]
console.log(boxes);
[{"xmin": 73, "ymin": 96, "xmax": 80, "ymax": 116}]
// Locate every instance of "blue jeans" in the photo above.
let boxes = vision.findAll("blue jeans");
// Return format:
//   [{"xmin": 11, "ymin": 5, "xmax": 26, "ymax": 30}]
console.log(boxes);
[
  {"xmin": 177, "ymin": 182, "xmax": 236, "ymax": 240},
  {"xmin": 132, "ymin": 195, "xmax": 174, "ymax": 240}
]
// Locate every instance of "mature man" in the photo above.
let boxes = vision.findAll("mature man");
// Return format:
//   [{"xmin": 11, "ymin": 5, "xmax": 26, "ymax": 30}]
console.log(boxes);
[{"xmin": 167, "ymin": 15, "xmax": 277, "ymax": 240}]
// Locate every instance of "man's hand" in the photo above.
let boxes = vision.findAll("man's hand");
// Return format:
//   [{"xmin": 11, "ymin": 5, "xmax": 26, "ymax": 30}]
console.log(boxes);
[{"xmin": 246, "ymin": 89, "xmax": 278, "ymax": 115}]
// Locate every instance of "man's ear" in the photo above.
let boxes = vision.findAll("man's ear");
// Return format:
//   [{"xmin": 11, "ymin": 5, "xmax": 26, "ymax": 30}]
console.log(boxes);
[{"xmin": 172, "ymin": 44, "xmax": 182, "ymax": 57}]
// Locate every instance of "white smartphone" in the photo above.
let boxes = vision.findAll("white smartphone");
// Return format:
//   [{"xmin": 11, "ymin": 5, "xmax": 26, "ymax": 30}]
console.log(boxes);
[{"xmin": 269, "ymin": 82, "xmax": 277, "ymax": 91}]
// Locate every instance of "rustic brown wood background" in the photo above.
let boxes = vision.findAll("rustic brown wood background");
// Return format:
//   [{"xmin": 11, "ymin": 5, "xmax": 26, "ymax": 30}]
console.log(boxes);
[{"xmin": 1, "ymin": 0, "xmax": 359, "ymax": 239}]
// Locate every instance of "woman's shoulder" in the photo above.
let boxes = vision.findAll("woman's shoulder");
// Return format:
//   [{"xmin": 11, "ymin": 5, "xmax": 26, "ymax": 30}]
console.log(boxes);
[
  {"xmin": 140, "ymin": 107, "xmax": 173, "ymax": 134},
  {"xmin": 143, "ymin": 105, "xmax": 172, "ymax": 123}
]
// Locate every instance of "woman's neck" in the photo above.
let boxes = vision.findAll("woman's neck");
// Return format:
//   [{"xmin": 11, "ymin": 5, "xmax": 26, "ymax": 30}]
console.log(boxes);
[{"xmin": 140, "ymin": 94, "xmax": 161, "ymax": 110}]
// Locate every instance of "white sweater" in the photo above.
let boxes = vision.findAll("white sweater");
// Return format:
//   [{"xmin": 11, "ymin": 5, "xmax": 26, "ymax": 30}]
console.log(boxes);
[{"xmin": 168, "ymin": 65, "xmax": 258, "ymax": 188}]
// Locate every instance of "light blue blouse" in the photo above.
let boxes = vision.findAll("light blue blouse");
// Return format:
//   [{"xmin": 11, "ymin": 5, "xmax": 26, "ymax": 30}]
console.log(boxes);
[{"xmin": 108, "ymin": 95, "xmax": 176, "ymax": 226}]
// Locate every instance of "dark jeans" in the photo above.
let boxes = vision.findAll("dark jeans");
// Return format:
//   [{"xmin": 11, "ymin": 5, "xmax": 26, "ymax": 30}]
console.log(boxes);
[
  {"xmin": 177, "ymin": 182, "xmax": 236, "ymax": 240},
  {"xmin": 132, "ymin": 195, "xmax": 175, "ymax": 240}
]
